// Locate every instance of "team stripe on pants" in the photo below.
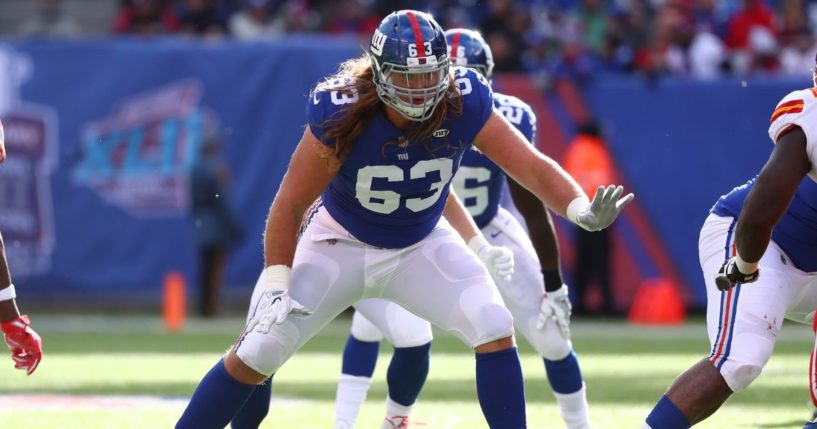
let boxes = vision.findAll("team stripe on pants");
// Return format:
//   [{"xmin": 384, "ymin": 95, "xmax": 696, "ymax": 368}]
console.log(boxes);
[{"xmin": 709, "ymin": 219, "xmax": 742, "ymax": 369}]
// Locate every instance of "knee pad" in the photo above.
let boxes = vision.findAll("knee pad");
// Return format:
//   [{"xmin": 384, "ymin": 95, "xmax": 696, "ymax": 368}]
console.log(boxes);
[
  {"xmin": 234, "ymin": 322, "xmax": 300, "ymax": 376},
  {"xmin": 527, "ymin": 324, "xmax": 572, "ymax": 361},
  {"xmin": 721, "ymin": 362, "xmax": 763, "ymax": 392},
  {"xmin": 470, "ymin": 303, "xmax": 515, "ymax": 347},
  {"xmin": 350, "ymin": 311, "xmax": 384, "ymax": 343}
]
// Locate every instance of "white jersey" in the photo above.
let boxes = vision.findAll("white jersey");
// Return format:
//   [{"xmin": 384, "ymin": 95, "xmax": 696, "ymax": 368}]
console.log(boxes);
[{"xmin": 768, "ymin": 87, "xmax": 817, "ymax": 182}]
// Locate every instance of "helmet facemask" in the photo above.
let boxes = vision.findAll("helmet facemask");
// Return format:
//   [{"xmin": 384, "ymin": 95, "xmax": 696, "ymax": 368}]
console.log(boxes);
[{"xmin": 372, "ymin": 53, "xmax": 450, "ymax": 121}]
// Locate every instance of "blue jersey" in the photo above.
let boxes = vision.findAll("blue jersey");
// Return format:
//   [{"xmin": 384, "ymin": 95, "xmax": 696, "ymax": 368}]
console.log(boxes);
[
  {"xmin": 307, "ymin": 67, "xmax": 493, "ymax": 248},
  {"xmin": 711, "ymin": 178, "xmax": 817, "ymax": 272},
  {"xmin": 451, "ymin": 92, "xmax": 536, "ymax": 228}
]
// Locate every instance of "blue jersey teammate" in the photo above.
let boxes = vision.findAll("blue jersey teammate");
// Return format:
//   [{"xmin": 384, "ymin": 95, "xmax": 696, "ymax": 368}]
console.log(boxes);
[
  {"xmin": 331, "ymin": 29, "xmax": 591, "ymax": 429},
  {"xmin": 643, "ymin": 55, "xmax": 817, "ymax": 429},
  {"xmin": 177, "ymin": 10, "xmax": 632, "ymax": 429}
]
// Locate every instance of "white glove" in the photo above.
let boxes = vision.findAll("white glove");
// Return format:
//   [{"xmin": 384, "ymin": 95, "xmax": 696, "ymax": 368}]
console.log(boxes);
[
  {"xmin": 567, "ymin": 185, "xmax": 634, "ymax": 232},
  {"xmin": 246, "ymin": 265, "xmax": 312, "ymax": 334},
  {"xmin": 468, "ymin": 235, "xmax": 514, "ymax": 283},
  {"xmin": 537, "ymin": 284, "xmax": 571, "ymax": 339}
]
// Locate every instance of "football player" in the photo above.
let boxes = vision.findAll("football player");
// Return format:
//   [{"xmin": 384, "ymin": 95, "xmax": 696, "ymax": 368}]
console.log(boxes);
[
  {"xmin": 643, "ymin": 55, "xmax": 817, "ymax": 429},
  {"xmin": 177, "ymin": 10, "xmax": 631, "ymax": 429},
  {"xmin": 0, "ymin": 118, "xmax": 43, "ymax": 376},
  {"xmin": 329, "ymin": 28, "xmax": 591, "ymax": 429}
]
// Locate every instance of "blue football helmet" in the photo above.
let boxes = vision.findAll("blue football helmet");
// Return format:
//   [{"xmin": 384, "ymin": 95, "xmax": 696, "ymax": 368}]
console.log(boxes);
[
  {"xmin": 444, "ymin": 28, "xmax": 494, "ymax": 81},
  {"xmin": 369, "ymin": 10, "xmax": 450, "ymax": 121}
]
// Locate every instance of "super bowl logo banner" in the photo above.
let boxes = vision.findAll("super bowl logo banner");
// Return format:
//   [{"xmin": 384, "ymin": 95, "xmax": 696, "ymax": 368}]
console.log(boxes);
[
  {"xmin": 0, "ymin": 46, "xmax": 57, "ymax": 277},
  {"xmin": 73, "ymin": 79, "xmax": 219, "ymax": 217}
]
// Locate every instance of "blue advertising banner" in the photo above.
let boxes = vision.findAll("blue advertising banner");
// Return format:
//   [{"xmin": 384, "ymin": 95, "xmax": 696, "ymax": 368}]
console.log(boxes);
[{"xmin": 0, "ymin": 37, "xmax": 361, "ymax": 302}]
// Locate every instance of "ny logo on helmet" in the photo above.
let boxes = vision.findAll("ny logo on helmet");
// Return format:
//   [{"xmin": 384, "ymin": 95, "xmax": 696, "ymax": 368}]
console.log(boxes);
[{"xmin": 371, "ymin": 29, "xmax": 387, "ymax": 56}]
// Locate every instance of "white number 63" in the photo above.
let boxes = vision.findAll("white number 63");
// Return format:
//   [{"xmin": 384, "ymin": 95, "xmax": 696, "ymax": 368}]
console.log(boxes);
[
  {"xmin": 356, "ymin": 158, "xmax": 453, "ymax": 214},
  {"xmin": 408, "ymin": 42, "xmax": 432, "ymax": 57}
]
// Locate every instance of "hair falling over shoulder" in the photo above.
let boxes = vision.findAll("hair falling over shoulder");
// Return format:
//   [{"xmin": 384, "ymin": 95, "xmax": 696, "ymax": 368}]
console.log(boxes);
[{"xmin": 314, "ymin": 54, "xmax": 463, "ymax": 170}]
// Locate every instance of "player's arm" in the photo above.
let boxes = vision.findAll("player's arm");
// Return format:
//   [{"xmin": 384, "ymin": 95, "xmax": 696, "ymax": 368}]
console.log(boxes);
[
  {"xmin": 507, "ymin": 173, "xmax": 572, "ymax": 337},
  {"xmin": 443, "ymin": 191, "xmax": 513, "ymax": 282},
  {"xmin": 263, "ymin": 126, "xmax": 337, "ymax": 269},
  {"xmin": 474, "ymin": 111, "xmax": 633, "ymax": 231},
  {"xmin": 734, "ymin": 127, "xmax": 810, "ymax": 271},
  {"xmin": 443, "ymin": 190, "xmax": 481, "ymax": 243},
  {"xmin": 249, "ymin": 126, "xmax": 337, "ymax": 325},
  {"xmin": 0, "ymin": 124, "xmax": 42, "ymax": 375},
  {"xmin": 244, "ymin": 126, "xmax": 336, "ymax": 331},
  {"xmin": 506, "ymin": 178, "xmax": 562, "ymax": 290},
  {"xmin": 0, "ymin": 233, "xmax": 19, "ymax": 322}
]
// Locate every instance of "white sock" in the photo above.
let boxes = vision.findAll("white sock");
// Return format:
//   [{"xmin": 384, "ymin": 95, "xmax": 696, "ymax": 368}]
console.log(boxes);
[
  {"xmin": 334, "ymin": 374, "xmax": 372, "ymax": 428},
  {"xmin": 385, "ymin": 396, "xmax": 414, "ymax": 419},
  {"xmin": 641, "ymin": 424, "xmax": 654, "ymax": 429},
  {"xmin": 553, "ymin": 383, "xmax": 590, "ymax": 429}
]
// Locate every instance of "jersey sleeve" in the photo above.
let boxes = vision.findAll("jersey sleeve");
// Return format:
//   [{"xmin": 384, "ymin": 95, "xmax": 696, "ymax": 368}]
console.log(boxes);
[
  {"xmin": 457, "ymin": 67, "xmax": 494, "ymax": 132},
  {"xmin": 768, "ymin": 89, "xmax": 817, "ymax": 142},
  {"xmin": 768, "ymin": 88, "xmax": 817, "ymax": 167},
  {"xmin": 493, "ymin": 93, "xmax": 536, "ymax": 143},
  {"xmin": 516, "ymin": 104, "xmax": 536, "ymax": 143},
  {"xmin": 306, "ymin": 76, "xmax": 359, "ymax": 147},
  {"xmin": 306, "ymin": 87, "xmax": 335, "ymax": 147}
]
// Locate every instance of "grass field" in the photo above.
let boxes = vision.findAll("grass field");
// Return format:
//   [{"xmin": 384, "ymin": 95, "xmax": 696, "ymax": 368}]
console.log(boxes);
[{"xmin": 0, "ymin": 314, "xmax": 814, "ymax": 428}]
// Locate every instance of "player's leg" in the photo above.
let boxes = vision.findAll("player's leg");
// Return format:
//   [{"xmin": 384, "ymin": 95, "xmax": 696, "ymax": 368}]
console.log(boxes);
[
  {"xmin": 178, "ymin": 215, "xmax": 367, "ymax": 428},
  {"xmin": 230, "ymin": 376, "xmax": 272, "ymax": 429},
  {"xmin": 644, "ymin": 214, "xmax": 802, "ymax": 428},
  {"xmin": 385, "ymin": 223, "xmax": 525, "ymax": 429},
  {"xmin": 334, "ymin": 309, "xmax": 385, "ymax": 428},
  {"xmin": 354, "ymin": 298, "xmax": 433, "ymax": 428},
  {"xmin": 485, "ymin": 208, "xmax": 589, "ymax": 428}
]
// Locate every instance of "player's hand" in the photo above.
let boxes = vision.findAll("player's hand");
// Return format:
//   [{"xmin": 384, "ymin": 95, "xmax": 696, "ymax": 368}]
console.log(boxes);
[
  {"xmin": 537, "ymin": 285, "xmax": 571, "ymax": 339},
  {"xmin": 715, "ymin": 256, "xmax": 759, "ymax": 291},
  {"xmin": 1, "ymin": 315, "xmax": 42, "ymax": 375},
  {"xmin": 476, "ymin": 244, "xmax": 514, "ymax": 283},
  {"xmin": 573, "ymin": 185, "xmax": 634, "ymax": 232},
  {"xmin": 246, "ymin": 289, "xmax": 311, "ymax": 334},
  {"xmin": 246, "ymin": 265, "xmax": 311, "ymax": 334}
]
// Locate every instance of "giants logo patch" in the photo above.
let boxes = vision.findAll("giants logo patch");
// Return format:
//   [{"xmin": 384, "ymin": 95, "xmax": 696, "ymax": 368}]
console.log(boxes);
[{"xmin": 370, "ymin": 30, "xmax": 387, "ymax": 56}]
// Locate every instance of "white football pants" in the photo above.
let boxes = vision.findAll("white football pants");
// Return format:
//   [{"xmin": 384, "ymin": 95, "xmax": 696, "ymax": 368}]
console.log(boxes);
[
  {"xmin": 701, "ymin": 213, "xmax": 817, "ymax": 392},
  {"xmin": 350, "ymin": 207, "xmax": 573, "ymax": 361},
  {"xmin": 234, "ymin": 206, "xmax": 514, "ymax": 376}
]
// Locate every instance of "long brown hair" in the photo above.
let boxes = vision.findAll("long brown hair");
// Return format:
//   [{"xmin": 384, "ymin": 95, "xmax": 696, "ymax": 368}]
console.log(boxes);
[{"xmin": 313, "ymin": 54, "xmax": 463, "ymax": 169}]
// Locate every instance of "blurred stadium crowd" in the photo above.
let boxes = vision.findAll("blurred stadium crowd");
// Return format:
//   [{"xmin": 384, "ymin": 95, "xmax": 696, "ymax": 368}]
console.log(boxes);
[{"xmin": 1, "ymin": 0, "xmax": 816, "ymax": 82}]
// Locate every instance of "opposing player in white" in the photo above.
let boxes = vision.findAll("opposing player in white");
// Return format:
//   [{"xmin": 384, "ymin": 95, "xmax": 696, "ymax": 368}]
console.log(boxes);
[
  {"xmin": 177, "ymin": 11, "xmax": 631, "ymax": 429},
  {"xmin": 332, "ymin": 28, "xmax": 591, "ymax": 429},
  {"xmin": 643, "ymin": 55, "xmax": 817, "ymax": 429}
]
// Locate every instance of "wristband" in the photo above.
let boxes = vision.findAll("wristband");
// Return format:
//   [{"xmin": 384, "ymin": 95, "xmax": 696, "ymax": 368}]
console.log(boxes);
[
  {"xmin": 0, "ymin": 284, "xmax": 16, "ymax": 302},
  {"xmin": 566, "ymin": 196, "xmax": 590, "ymax": 224},
  {"xmin": 735, "ymin": 254, "xmax": 759, "ymax": 274},
  {"xmin": 263, "ymin": 265, "xmax": 291, "ymax": 291},
  {"xmin": 467, "ymin": 235, "xmax": 489, "ymax": 254},
  {"xmin": 543, "ymin": 270, "xmax": 563, "ymax": 292}
]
